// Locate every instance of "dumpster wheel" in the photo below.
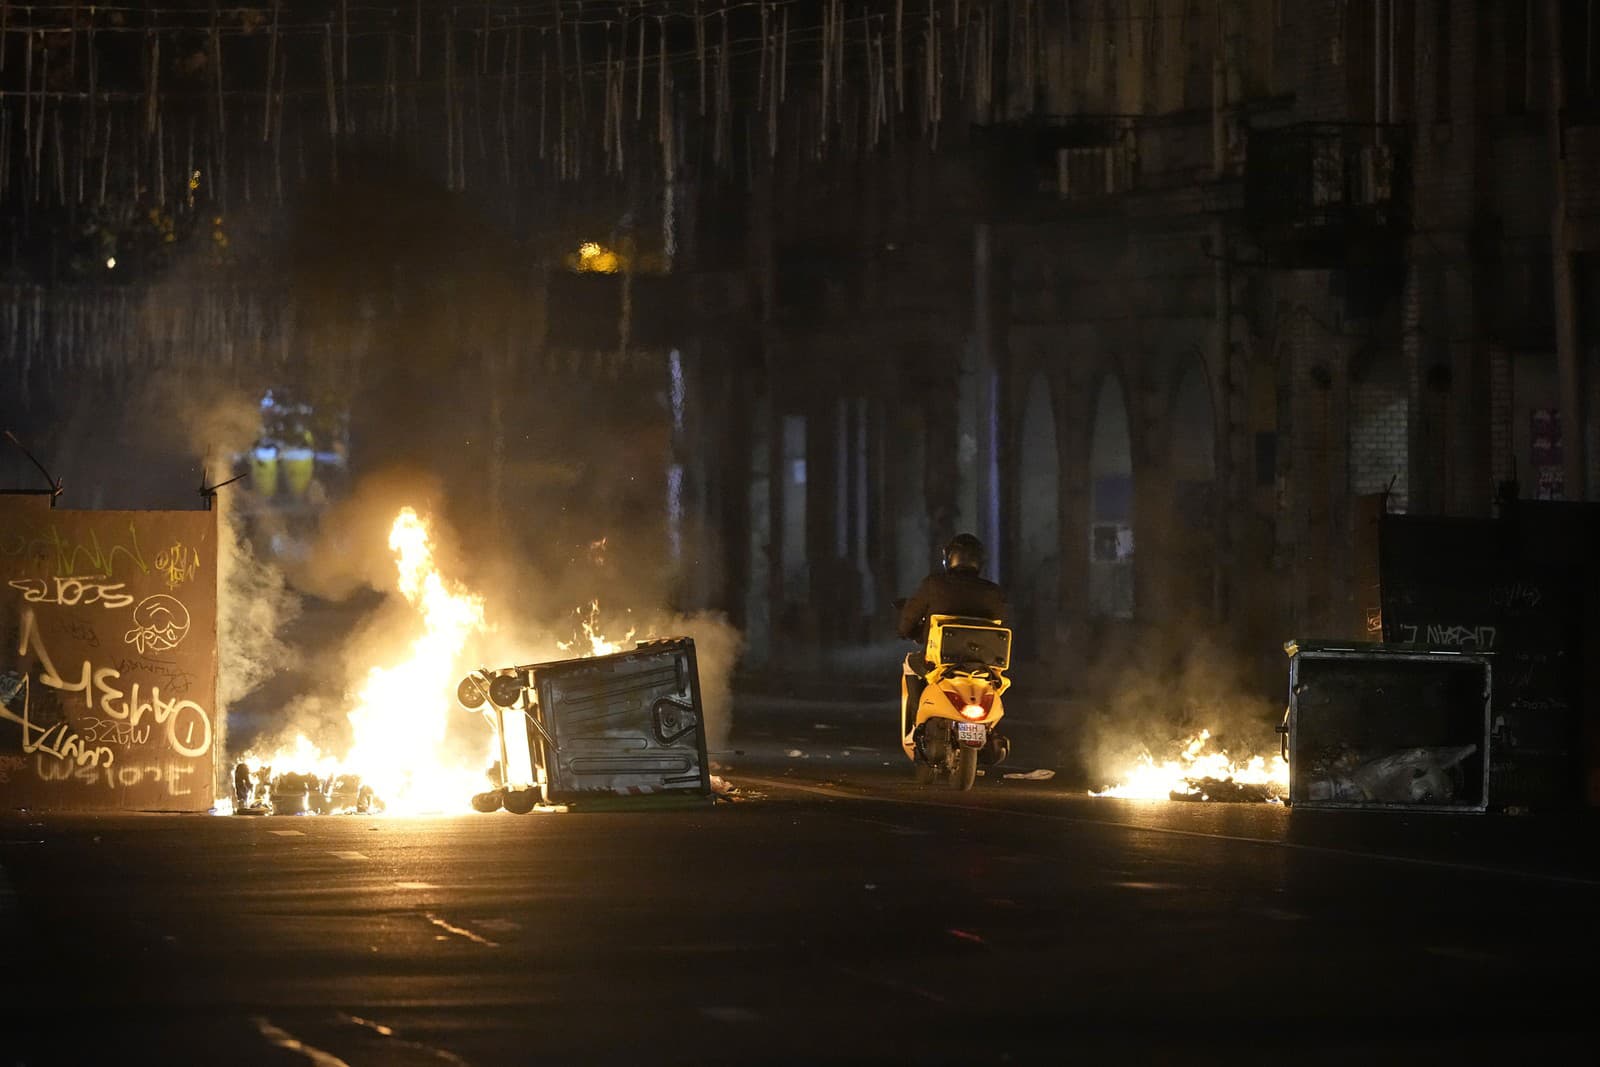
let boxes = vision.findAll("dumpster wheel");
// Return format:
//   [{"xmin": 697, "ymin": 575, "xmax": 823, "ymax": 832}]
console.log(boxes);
[{"xmin": 504, "ymin": 788, "xmax": 539, "ymax": 814}]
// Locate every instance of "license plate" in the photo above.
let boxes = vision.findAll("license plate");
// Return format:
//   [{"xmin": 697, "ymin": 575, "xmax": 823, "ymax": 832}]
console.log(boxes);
[{"xmin": 956, "ymin": 722, "xmax": 986, "ymax": 746}]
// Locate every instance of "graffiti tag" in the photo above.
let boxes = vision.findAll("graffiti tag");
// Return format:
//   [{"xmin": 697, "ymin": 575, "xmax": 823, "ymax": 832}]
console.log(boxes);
[
  {"xmin": 124, "ymin": 595, "xmax": 192, "ymax": 654},
  {"xmin": 18, "ymin": 610, "xmax": 211, "ymax": 758},
  {"xmin": 35, "ymin": 757, "xmax": 194, "ymax": 795},
  {"xmin": 79, "ymin": 717, "xmax": 154, "ymax": 747},
  {"xmin": 154, "ymin": 542, "xmax": 201, "ymax": 591},
  {"xmin": 0, "ymin": 522, "xmax": 149, "ymax": 578},
  {"xmin": 7, "ymin": 577, "xmax": 134, "ymax": 610},
  {"xmin": 1396, "ymin": 623, "xmax": 1497, "ymax": 650},
  {"xmin": 0, "ymin": 674, "xmax": 116, "ymax": 770}
]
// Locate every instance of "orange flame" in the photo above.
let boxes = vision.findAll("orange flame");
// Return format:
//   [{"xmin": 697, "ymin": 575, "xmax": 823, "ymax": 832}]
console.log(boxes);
[
  {"xmin": 1089, "ymin": 729, "xmax": 1289, "ymax": 801},
  {"xmin": 243, "ymin": 507, "xmax": 493, "ymax": 814}
]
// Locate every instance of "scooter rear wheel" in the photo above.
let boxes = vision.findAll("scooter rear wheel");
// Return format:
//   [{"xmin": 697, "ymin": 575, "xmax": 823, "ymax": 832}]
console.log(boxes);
[
  {"xmin": 950, "ymin": 748, "xmax": 977, "ymax": 791},
  {"xmin": 913, "ymin": 762, "xmax": 936, "ymax": 785}
]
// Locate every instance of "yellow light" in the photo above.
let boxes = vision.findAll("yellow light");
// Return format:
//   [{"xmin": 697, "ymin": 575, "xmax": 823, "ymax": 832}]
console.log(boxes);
[{"xmin": 575, "ymin": 241, "xmax": 620, "ymax": 273}]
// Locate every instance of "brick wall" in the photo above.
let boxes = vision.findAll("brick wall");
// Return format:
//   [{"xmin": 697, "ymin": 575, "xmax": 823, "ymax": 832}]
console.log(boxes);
[{"xmin": 1349, "ymin": 378, "xmax": 1410, "ymax": 510}]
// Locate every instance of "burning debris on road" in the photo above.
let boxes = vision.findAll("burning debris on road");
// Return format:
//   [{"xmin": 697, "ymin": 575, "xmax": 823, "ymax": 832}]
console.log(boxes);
[
  {"xmin": 225, "ymin": 504, "xmax": 717, "ymax": 816},
  {"xmin": 231, "ymin": 762, "xmax": 382, "ymax": 816},
  {"xmin": 1090, "ymin": 729, "xmax": 1289, "ymax": 803}
]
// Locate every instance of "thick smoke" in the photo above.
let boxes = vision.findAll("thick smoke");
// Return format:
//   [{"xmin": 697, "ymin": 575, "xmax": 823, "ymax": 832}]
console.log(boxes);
[
  {"xmin": 1075, "ymin": 628, "xmax": 1284, "ymax": 789},
  {"xmin": 13, "ymin": 159, "xmax": 745, "ymax": 790}
]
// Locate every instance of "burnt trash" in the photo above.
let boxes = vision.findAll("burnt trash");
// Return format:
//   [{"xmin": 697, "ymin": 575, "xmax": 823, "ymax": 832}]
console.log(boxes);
[
  {"xmin": 1170, "ymin": 777, "xmax": 1281, "ymax": 804},
  {"xmin": 1306, "ymin": 744, "xmax": 1478, "ymax": 805},
  {"xmin": 269, "ymin": 772, "xmax": 313, "ymax": 815}
]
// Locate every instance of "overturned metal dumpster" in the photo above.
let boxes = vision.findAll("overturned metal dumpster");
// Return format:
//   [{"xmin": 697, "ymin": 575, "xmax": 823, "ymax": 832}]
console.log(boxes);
[
  {"xmin": 1283, "ymin": 642, "xmax": 1491, "ymax": 812},
  {"xmin": 458, "ymin": 637, "xmax": 710, "ymax": 808}
]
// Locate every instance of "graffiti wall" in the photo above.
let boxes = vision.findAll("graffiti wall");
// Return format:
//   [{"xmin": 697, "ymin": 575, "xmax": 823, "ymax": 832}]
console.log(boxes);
[{"xmin": 0, "ymin": 495, "xmax": 216, "ymax": 812}]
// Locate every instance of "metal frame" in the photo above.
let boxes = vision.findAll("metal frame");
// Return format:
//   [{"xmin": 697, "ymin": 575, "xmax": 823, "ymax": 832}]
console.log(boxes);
[{"xmin": 1287, "ymin": 644, "xmax": 1492, "ymax": 813}]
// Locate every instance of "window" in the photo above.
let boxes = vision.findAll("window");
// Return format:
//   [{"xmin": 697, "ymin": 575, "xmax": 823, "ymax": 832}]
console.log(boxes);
[
  {"xmin": 1506, "ymin": 0, "xmax": 1531, "ymax": 115},
  {"xmin": 1563, "ymin": 0, "xmax": 1600, "ymax": 113},
  {"xmin": 1434, "ymin": 0, "xmax": 1452, "ymax": 123}
]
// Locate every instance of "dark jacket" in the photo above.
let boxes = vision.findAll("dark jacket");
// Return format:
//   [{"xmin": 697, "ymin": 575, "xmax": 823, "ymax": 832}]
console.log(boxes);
[{"xmin": 897, "ymin": 568, "xmax": 1008, "ymax": 641}]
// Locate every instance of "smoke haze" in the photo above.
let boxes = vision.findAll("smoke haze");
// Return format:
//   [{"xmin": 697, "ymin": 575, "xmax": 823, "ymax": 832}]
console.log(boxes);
[{"xmin": 4, "ymin": 163, "xmax": 744, "ymax": 796}]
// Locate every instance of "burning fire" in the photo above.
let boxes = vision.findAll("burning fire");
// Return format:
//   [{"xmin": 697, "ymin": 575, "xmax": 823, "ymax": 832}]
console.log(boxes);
[
  {"xmin": 558, "ymin": 599, "xmax": 636, "ymax": 657},
  {"xmin": 234, "ymin": 510, "xmax": 646, "ymax": 815},
  {"xmin": 1089, "ymin": 729, "xmax": 1289, "ymax": 802},
  {"xmin": 242, "ymin": 507, "xmax": 493, "ymax": 814}
]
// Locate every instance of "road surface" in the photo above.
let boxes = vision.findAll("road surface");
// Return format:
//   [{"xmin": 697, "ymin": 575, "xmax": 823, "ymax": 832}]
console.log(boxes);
[{"xmin": 1, "ymin": 692, "xmax": 1595, "ymax": 1064}]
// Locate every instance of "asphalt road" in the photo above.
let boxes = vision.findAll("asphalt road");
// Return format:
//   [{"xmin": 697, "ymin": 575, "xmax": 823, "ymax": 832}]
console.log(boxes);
[{"xmin": 2, "ymin": 693, "xmax": 1597, "ymax": 1065}]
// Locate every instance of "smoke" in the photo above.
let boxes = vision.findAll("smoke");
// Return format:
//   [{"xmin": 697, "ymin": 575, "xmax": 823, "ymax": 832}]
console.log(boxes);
[
  {"xmin": 286, "ymin": 466, "xmax": 450, "ymax": 601},
  {"xmin": 659, "ymin": 612, "xmax": 744, "ymax": 754},
  {"xmin": 21, "ymin": 160, "xmax": 749, "ymax": 798},
  {"xmin": 154, "ymin": 386, "xmax": 301, "ymax": 781},
  {"xmin": 1075, "ymin": 628, "xmax": 1283, "ymax": 790}
]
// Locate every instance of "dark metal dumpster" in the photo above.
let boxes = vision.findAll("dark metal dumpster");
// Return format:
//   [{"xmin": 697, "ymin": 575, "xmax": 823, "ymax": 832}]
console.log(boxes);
[
  {"xmin": 1284, "ymin": 642, "xmax": 1491, "ymax": 812},
  {"xmin": 463, "ymin": 638, "xmax": 711, "ymax": 805}
]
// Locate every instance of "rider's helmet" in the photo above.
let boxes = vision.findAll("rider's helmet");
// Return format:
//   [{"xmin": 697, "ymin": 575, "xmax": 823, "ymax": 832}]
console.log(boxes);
[{"xmin": 942, "ymin": 533, "xmax": 985, "ymax": 573}]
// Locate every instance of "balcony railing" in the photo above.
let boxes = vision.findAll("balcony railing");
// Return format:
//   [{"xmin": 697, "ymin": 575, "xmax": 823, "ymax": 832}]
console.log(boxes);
[
  {"xmin": 974, "ymin": 116, "xmax": 1141, "ymax": 207},
  {"xmin": 1244, "ymin": 123, "xmax": 1410, "ymax": 235}
]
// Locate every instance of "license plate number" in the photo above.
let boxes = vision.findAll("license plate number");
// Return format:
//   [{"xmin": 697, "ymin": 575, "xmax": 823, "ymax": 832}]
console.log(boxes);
[{"xmin": 956, "ymin": 722, "xmax": 986, "ymax": 745}]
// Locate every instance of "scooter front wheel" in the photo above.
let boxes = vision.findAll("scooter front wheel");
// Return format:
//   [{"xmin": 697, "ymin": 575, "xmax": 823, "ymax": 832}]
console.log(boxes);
[{"xmin": 950, "ymin": 747, "xmax": 977, "ymax": 791}]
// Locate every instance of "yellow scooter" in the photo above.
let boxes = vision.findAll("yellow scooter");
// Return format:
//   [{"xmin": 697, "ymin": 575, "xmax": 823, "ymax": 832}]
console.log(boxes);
[{"xmin": 901, "ymin": 614, "xmax": 1012, "ymax": 790}]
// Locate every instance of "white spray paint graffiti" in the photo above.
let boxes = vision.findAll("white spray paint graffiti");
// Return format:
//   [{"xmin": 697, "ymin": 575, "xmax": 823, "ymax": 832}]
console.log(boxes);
[
  {"xmin": 123, "ymin": 594, "xmax": 192, "ymax": 654},
  {"xmin": 0, "ymin": 673, "xmax": 116, "ymax": 771},
  {"xmin": 7, "ymin": 576, "xmax": 134, "ymax": 610},
  {"xmin": 17, "ymin": 610, "xmax": 212, "ymax": 759}
]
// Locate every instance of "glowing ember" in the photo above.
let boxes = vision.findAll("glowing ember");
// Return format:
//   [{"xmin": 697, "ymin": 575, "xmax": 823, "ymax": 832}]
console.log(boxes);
[
  {"xmin": 1090, "ymin": 729, "xmax": 1289, "ymax": 801},
  {"xmin": 243, "ymin": 507, "xmax": 493, "ymax": 814}
]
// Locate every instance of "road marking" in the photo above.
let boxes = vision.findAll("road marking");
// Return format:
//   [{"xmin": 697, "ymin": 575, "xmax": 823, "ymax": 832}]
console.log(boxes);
[
  {"xmin": 947, "ymin": 928, "xmax": 986, "ymax": 945},
  {"xmin": 252, "ymin": 1017, "xmax": 351, "ymax": 1067},
  {"xmin": 842, "ymin": 814, "xmax": 932, "ymax": 836},
  {"xmin": 336, "ymin": 1013, "xmax": 470, "ymax": 1066},
  {"xmin": 329, "ymin": 851, "xmax": 369, "ymax": 861},
  {"xmin": 268, "ymin": 829, "xmax": 305, "ymax": 837},
  {"xmin": 395, "ymin": 881, "xmax": 439, "ymax": 890},
  {"xmin": 834, "ymin": 965, "xmax": 950, "ymax": 1005},
  {"xmin": 341, "ymin": 1014, "xmax": 394, "ymax": 1036},
  {"xmin": 426, "ymin": 913, "xmax": 499, "ymax": 948},
  {"xmin": 1114, "ymin": 881, "xmax": 1184, "ymax": 891},
  {"xmin": 743, "ymin": 776, "xmax": 1600, "ymax": 889}
]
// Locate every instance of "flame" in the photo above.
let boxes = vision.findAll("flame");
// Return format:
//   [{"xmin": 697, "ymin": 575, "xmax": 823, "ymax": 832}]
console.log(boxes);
[
  {"xmin": 237, "ymin": 512, "xmax": 648, "ymax": 814},
  {"xmin": 1089, "ymin": 729, "xmax": 1289, "ymax": 801},
  {"xmin": 557, "ymin": 599, "xmax": 636, "ymax": 657},
  {"xmin": 244, "ymin": 507, "xmax": 494, "ymax": 814}
]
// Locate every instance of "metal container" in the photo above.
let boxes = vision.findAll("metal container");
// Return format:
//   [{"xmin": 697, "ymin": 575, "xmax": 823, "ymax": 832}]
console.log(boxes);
[
  {"xmin": 466, "ymin": 638, "xmax": 711, "ymax": 804},
  {"xmin": 1284, "ymin": 642, "xmax": 1491, "ymax": 812}
]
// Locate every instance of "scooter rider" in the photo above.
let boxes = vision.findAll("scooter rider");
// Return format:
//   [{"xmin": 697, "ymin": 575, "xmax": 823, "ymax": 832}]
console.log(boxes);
[{"xmin": 897, "ymin": 533, "xmax": 1008, "ymax": 737}]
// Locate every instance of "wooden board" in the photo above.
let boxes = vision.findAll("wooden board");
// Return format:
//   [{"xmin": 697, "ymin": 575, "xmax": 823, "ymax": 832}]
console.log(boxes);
[{"xmin": 0, "ymin": 495, "xmax": 217, "ymax": 812}]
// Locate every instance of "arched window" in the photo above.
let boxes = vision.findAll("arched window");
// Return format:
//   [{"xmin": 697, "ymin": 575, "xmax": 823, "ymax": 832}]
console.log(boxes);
[
  {"xmin": 1088, "ymin": 376, "xmax": 1135, "ymax": 619},
  {"xmin": 1017, "ymin": 374, "xmax": 1061, "ymax": 640}
]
